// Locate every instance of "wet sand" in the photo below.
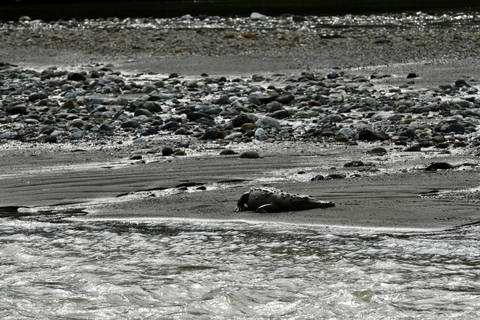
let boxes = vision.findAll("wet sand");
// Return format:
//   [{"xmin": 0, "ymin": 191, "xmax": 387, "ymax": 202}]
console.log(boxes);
[{"xmin": 1, "ymin": 143, "xmax": 479, "ymax": 230}]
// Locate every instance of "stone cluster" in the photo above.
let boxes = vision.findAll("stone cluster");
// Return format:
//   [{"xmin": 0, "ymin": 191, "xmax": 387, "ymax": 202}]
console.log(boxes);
[{"xmin": 1, "ymin": 61, "xmax": 480, "ymax": 154}]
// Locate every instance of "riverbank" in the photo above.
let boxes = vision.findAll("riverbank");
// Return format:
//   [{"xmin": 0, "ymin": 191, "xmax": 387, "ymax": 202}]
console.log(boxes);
[
  {"xmin": 1, "ymin": 142, "xmax": 479, "ymax": 230},
  {"xmin": 1, "ymin": 12, "xmax": 480, "ymax": 230}
]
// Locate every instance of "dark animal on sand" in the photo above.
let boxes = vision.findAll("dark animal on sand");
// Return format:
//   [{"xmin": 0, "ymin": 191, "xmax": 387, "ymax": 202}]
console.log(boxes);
[{"xmin": 235, "ymin": 186, "xmax": 335, "ymax": 213}]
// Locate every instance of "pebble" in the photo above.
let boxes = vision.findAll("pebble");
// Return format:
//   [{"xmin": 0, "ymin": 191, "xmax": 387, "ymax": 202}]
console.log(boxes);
[{"xmin": 0, "ymin": 57, "xmax": 479, "ymax": 155}]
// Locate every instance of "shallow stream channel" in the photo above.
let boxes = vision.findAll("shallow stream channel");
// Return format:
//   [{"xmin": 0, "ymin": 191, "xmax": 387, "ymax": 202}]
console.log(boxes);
[{"xmin": 1, "ymin": 215, "xmax": 479, "ymax": 319}]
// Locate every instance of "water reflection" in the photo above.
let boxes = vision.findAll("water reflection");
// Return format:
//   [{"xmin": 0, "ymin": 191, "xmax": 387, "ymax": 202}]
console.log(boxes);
[{"xmin": 1, "ymin": 216, "xmax": 479, "ymax": 318}]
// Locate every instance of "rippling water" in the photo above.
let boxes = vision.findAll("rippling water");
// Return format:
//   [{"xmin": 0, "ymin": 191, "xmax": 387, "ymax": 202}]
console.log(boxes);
[{"xmin": 1, "ymin": 215, "xmax": 480, "ymax": 319}]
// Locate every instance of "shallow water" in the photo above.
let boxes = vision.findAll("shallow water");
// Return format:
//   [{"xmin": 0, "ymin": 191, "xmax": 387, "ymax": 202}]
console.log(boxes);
[{"xmin": 1, "ymin": 215, "xmax": 479, "ymax": 319}]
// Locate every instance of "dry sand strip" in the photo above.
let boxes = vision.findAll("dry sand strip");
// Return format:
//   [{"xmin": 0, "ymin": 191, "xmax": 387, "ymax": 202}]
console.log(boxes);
[{"xmin": 1, "ymin": 148, "xmax": 479, "ymax": 230}]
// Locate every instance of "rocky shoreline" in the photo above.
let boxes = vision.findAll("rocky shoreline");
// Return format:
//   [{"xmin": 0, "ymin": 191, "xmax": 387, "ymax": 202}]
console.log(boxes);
[{"xmin": 1, "ymin": 11, "xmax": 480, "ymax": 228}]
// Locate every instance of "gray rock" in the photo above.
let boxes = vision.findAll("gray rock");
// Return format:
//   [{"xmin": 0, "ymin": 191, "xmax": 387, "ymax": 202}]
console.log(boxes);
[
  {"xmin": 214, "ymin": 95, "xmax": 231, "ymax": 105},
  {"xmin": 321, "ymin": 114, "xmax": 343, "ymax": 123},
  {"xmin": 134, "ymin": 108, "xmax": 152, "ymax": 117},
  {"xmin": 29, "ymin": 92, "xmax": 48, "ymax": 102},
  {"xmin": 72, "ymin": 130, "xmax": 85, "ymax": 139},
  {"xmin": 99, "ymin": 123, "xmax": 115, "ymax": 131},
  {"xmin": 276, "ymin": 94, "xmax": 295, "ymax": 105},
  {"xmin": 265, "ymin": 101, "xmax": 283, "ymax": 112},
  {"xmin": 121, "ymin": 120, "xmax": 140, "ymax": 128},
  {"xmin": 200, "ymin": 129, "xmax": 219, "ymax": 140}
]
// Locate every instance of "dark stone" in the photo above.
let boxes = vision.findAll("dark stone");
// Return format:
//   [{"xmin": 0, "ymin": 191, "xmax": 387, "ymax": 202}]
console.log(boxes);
[
  {"xmin": 344, "ymin": 161, "xmax": 364, "ymax": 167},
  {"xmin": 199, "ymin": 130, "xmax": 219, "ymax": 140},
  {"xmin": 447, "ymin": 123, "xmax": 465, "ymax": 134},
  {"xmin": 99, "ymin": 123, "xmax": 115, "ymax": 131},
  {"xmin": 140, "ymin": 128, "xmax": 158, "ymax": 136},
  {"xmin": 311, "ymin": 175, "xmax": 325, "ymax": 181},
  {"xmin": 275, "ymin": 94, "xmax": 295, "ymax": 105},
  {"xmin": 406, "ymin": 73, "xmax": 418, "ymax": 79},
  {"xmin": 162, "ymin": 147, "xmax": 174, "ymax": 156},
  {"xmin": 187, "ymin": 112, "xmax": 213, "ymax": 122},
  {"xmin": 239, "ymin": 151, "xmax": 260, "ymax": 159},
  {"xmin": 426, "ymin": 162, "xmax": 454, "ymax": 171},
  {"xmin": 6, "ymin": 104, "xmax": 27, "ymax": 115},
  {"xmin": 121, "ymin": 120, "xmax": 140, "ymax": 128},
  {"xmin": 258, "ymin": 93, "xmax": 279, "ymax": 104},
  {"xmin": 220, "ymin": 149, "xmax": 238, "ymax": 155},
  {"xmin": 359, "ymin": 129, "xmax": 388, "ymax": 141},
  {"xmin": 368, "ymin": 147, "xmax": 387, "ymax": 155},
  {"xmin": 371, "ymin": 131, "xmax": 390, "ymax": 141},
  {"xmin": 40, "ymin": 126, "xmax": 55, "ymax": 135},
  {"xmin": 271, "ymin": 110, "xmax": 290, "ymax": 119},
  {"xmin": 231, "ymin": 114, "xmax": 252, "ymax": 127},
  {"xmin": 29, "ymin": 92, "xmax": 48, "ymax": 102},
  {"xmin": 68, "ymin": 73, "xmax": 87, "ymax": 81},
  {"xmin": 160, "ymin": 121, "xmax": 180, "ymax": 131},
  {"xmin": 404, "ymin": 144, "xmax": 422, "ymax": 152},
  {"xmin": 134, "ymin": 108, "xmax": 152, "ymax": 117},
  {"xmin": 455, "ymin": 79, "xmax": 469, "ymax": 87},
  {"xmin": 142, "ymin": 102, "xmax": 162, "ymax": 112},
  {"xmin": 326, "ymin": 174, "xmax": 346, "ymax": 180},
  {"xmin": 174, "ymin": 127, "xmax": 189, "ymax": 135},
  {"xmin": 44, "ymin": 136, "xmax": 57, "ymax": 143},
  {"xmin": 213, "ymin": 95, "xmax": 231, "ymax": 105}
]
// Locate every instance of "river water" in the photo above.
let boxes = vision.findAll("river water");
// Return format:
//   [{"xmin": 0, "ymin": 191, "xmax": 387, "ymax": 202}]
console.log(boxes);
[{"xmin": 1, "ymin": 215, "xmax": 479, "ymax": 319}]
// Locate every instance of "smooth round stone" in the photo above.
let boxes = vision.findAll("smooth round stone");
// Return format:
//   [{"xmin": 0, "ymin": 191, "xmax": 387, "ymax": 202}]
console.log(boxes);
[
  {"xmin": 255, "ymin": 116, "xmax": 280, "ymax": 129},
  {"xmin": 69, "ymin": 119, "xmax": 83, "ymax": 128},
  {"xmin": 368, "ymin": 147, "xmax": 387, "ymax": 155},
  {"xmin": 29, "ymin": 92, "xmax": 48, "ymax": 102},
  {"xmin": 250, "ymin": 12, "xmax": 267, "ymax": 20},
  {"xmin": 199, "ymin": 130, "xmax": 219, "ymax": 140},
  {"xmin": 99, "ymin": 123, "xmax": 115, "ymax": 131},
  {"xmin": 133, "ymin": 137, "xmax": 146, "ymax": 144},
  {"xmin": 453, "ymin": 100, "xmax": 470, "ymax": 108},
  {"xmin": 338, "ymin": 127, "xmax": 356, "ymax": 137},
  {"xmin": 225, "ymin": 132, "xmax": 243, "ymax": 140},
  {"xmin": 134, "ymin": 108, "xmax": 152, "ymax": 117},
  {"xmin": 213, "ymin": 95, "xmax": 231, "ymax": 105},
  {"xmin": 276, "ymin": 94, "xmax": 295, "ymax": 105},
  {"xmin": 404, "ymin": 144, "xmax": 422, "ymax": 152},
  {"xmin": 72, "ymin": 130, "xmax": 84, "ymax": 139},
  {"xmin": 220, "ymin": 149, "xmax": 238, "ymax": 155},
  {"xmin": 239, "ymin": 151, "xmax": 260, "ymax": 158},
  {"xmin": 254, "ymin": 128, "xmax": 265, "ymax": 138},
  {"xmin": 6, "ymin": 104, "xmax": 27, "ymax": 115}
]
